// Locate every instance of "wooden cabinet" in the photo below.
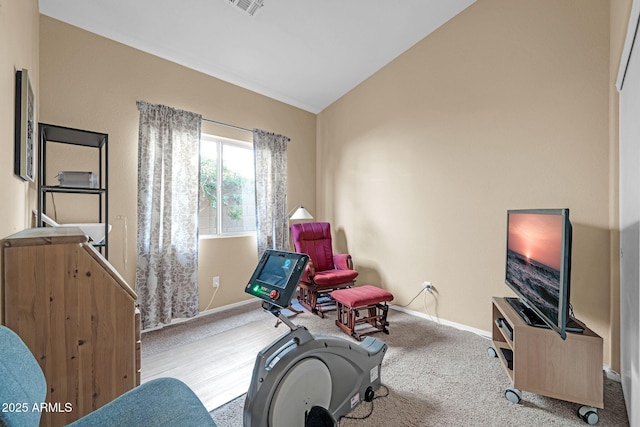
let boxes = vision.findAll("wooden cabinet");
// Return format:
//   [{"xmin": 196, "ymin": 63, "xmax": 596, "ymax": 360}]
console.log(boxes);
[
  {"xmin": 1, "ymin": 227, "xmax": 138, "ymax": 426},
  {"xmin": 491, "ymin": 297, "xmax": 603, "ymax": 410}
]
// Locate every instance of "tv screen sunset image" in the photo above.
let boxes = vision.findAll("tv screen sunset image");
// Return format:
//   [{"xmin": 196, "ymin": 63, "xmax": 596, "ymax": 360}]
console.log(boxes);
[{"xmin": 506, "ymin": 212, "xmax": 563, "ymax": 324}]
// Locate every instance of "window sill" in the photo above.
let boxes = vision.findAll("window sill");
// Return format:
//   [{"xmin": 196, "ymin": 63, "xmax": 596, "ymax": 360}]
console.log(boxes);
[{"xmin": 199, "ymin": 232, "xmax": 256, "ymax": 240}]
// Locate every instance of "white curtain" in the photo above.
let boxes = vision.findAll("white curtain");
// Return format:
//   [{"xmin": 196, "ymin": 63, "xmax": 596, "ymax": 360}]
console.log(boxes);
[
  {"xmin": 253, "ymin": 129, "xmax": 289, "ymax": 258},
  {"xmin": 136, "ymin": 101, "xmax": 202, "ymax": 329}
]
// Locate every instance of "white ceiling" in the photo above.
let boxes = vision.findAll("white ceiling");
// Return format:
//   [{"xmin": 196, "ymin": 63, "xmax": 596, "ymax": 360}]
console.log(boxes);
[{"xmin": 38, "ymin": 0, "xmax": 475, "ymax": 114}]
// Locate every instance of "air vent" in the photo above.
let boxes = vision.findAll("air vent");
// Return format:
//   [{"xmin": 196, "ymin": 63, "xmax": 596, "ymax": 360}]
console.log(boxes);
[{"xmin": 227, "ymin": 0, "xmax": 264, "ymax": 16}]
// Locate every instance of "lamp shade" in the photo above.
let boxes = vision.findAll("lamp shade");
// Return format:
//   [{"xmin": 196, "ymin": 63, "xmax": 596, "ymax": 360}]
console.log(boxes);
[{"xmin": 289, "ymin": 206, "xmax": 314, "ymax": 220}]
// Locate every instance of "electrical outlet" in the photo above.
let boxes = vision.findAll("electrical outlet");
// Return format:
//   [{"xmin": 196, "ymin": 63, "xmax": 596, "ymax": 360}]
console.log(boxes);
[
  {"xmin": 423, "ymin": 281, "xmax": 433, "ymax": 293},
  {"xmin": 213, "ymin": 276, "xmax": 220, "ymax": 288}
]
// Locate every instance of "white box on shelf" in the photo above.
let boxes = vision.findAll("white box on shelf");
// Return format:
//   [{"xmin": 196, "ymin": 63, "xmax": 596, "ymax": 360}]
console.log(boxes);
[{"xmin": 56, "ymin": 171, "xmax": 98, "ymax": 188}]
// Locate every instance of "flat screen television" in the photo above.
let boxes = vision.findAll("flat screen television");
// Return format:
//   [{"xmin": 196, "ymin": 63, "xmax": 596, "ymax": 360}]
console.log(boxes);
[{"xmin": 504, "ymin": 208, "xmax": 578, "ymax": 339}]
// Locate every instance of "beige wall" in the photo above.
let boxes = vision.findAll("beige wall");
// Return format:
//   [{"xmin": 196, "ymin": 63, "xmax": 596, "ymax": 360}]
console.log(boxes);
[
  {"xmin": 0, "ymin": 0, "xmax": 39, "ymax": 322},
  {"xmin": 38, "ymin": 16, "xmax": 316, "ymax": 311},
  {"xmin": 318, "ymin": 0, "xmax": 617, "ymax": 366}
]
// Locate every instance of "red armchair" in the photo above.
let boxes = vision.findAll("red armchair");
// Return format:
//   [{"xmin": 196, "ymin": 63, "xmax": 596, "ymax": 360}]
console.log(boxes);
[{"xmin": 290, "ymin": 222, "xmax": 358, "ymax": 317}]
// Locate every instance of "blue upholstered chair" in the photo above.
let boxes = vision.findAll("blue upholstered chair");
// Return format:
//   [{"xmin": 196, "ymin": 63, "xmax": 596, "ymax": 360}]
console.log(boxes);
[{"xmin": 0, "ymin": 325, "xmax": 217, "ymax": 427}]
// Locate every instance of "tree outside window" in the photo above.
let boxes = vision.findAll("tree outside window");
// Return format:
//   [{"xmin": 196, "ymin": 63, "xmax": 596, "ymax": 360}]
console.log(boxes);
[{"xmin": 199, "ymin": 135, "xmax": 256, "ymax": 236}]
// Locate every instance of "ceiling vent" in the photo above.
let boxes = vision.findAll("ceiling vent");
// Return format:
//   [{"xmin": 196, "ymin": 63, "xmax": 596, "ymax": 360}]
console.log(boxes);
[{"xmin": 227, "ymin": 0, "xmax": 264, "ymax": 17}]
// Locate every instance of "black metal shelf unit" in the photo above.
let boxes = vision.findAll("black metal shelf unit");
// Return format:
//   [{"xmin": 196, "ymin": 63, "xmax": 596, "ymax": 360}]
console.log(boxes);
[{"xmin": 37, "ymin": 123, "xmax": 109, "ymax": 258}]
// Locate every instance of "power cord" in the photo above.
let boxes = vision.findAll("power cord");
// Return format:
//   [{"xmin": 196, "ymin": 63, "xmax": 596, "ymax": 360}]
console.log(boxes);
[
  {"xmin": 393, "ymin": 286, "xmax": 441, "ymax": 323},
  {"xmin": 422, "ymin": 289, "xmax": 440, "ymax": 324},
  {"xmin": 203, "ymin": 285, "xmax": 220, "ymax": 311},
  {"xmin": 395, "ymin": 288, "xmax": 426, "ymax": 308},
  {"xmin": 569, "ymin": 302, "xmax": 576, "ymax": 319},
  {"xmin": 339, "ymin": 385, "xmax": 389, "ymax": 424}
]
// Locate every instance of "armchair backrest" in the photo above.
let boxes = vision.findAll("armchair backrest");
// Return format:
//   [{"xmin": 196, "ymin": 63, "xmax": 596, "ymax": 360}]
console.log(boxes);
[
  {"xmin": 0, "ymin": 326, "xmax": 47, "ymax": 427},
  {"xmin": 290, "ymin": 222, "xmax": 335, "ymax": 272}
]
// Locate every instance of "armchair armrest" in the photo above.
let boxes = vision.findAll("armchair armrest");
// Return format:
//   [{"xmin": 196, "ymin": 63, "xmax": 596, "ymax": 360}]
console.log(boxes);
[
  {"xmin": 302, "ymin": 260, "xmax": 316, "ymax": 282},
  {"xmin": 333, "ymin": 254, "xmax": 353, "ymax": 270},
  {"xmin": 68, "ymin": 378, "xmax": 216, "ymax": 427}
]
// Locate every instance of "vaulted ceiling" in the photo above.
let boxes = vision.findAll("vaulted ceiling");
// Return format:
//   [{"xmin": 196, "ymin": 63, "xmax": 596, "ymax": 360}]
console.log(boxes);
[{"xmin": 39, "ymin": 0, "xmax": 475, "ymax": 113}]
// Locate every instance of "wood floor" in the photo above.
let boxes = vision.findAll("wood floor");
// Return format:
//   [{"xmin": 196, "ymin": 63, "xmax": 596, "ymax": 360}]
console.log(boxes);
[{"xmin": 140, "ymin": 319, "xmax": 285, "ymax": 411}]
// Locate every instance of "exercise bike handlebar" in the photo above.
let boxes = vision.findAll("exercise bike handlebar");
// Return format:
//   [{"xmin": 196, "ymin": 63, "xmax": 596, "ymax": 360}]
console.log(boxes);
[{"xmin": 262, "ymin": 301, "xmax": 299, "ymax": 331}]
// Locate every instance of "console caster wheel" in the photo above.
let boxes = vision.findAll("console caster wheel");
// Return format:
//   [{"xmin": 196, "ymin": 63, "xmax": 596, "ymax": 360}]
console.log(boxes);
[
  {"xmin": 504, "ymin": 387, "xmax": 521, "ymax": 404},
  {"xmin": 578, "ymin": 406, "xmax": 599, "ymax": 425},
  {"xmin": 487, "ymin": 347, "xmax": 497, "ymax": 358}
]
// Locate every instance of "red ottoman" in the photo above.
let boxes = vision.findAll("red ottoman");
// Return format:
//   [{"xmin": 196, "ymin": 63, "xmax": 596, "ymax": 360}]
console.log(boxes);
[{"xmin": 331, "ymin": 285, "xmax": 394, "ymax": 341}]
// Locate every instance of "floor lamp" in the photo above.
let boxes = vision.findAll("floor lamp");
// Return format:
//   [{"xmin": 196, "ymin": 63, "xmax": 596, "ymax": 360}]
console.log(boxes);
[
  {"xmin": 287, "ymin": 206, "xmax": 313, "ymax": 250},
  {"xmin": 288, "ymin": 206, "xmax": 314, "ymax": 221},
  {"xmin": 278, "ymin": 206, "xmax": 314, "ymax": 324}
]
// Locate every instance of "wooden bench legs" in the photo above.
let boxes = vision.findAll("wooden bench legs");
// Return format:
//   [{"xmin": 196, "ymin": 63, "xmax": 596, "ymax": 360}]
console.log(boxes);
[
  {"xmin": 335, "ymin": 301, "xmax": 390, "ymax": 341},
  {"xmin": 297, "ymin": 283, "xmax": 351, "ymax": 318}
]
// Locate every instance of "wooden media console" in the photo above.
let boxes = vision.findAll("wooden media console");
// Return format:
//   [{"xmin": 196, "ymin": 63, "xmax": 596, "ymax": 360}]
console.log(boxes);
[{"xmin": 490, "ymin": 297, "xmax": 603, "ymax": 422}]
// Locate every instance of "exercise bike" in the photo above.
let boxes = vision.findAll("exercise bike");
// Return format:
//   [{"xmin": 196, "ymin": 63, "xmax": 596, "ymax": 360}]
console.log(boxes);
[{"xmin": 243, "ymin": 250, "xmax": 388, "ymax": 426}]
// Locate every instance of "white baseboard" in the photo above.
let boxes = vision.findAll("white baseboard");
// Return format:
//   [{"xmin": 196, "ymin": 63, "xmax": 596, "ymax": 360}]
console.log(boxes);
[
  {"xmin": 604, "ymin": 367, "xmax": 622, "ymax": 382},
  {"xmin": 197, "ymin": 298, "xmax": 258, "ymax": 317},
  {"xmin": 142, "ymin": 298, "xmax": 258, "ymax": 333},
  {"xmin": 390, "ymin": 304, "xmax": 492, "ymax": 339}
]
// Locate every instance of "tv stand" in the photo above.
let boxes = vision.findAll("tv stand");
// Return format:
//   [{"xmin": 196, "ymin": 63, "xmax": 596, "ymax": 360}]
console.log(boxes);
[{"xmin": 490, "ymin": 297, "xmax": 603, "ymax": 424}]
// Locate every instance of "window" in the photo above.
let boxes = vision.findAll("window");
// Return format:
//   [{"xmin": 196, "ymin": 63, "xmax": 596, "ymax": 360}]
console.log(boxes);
[{"xmin": 199, "ymin": 134, "xmax": 256, "ymax": 236}]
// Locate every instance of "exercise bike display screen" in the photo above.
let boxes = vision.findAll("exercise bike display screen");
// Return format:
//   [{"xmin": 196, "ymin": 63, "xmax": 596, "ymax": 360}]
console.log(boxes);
[{"xmin": 245, "ymin": 250, "xmax": 309, "ymax": 309}]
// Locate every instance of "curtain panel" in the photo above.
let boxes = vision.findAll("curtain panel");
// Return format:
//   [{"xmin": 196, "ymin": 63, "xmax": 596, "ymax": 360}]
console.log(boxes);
[
  {"xmin": 136, "ymin": 101, "xmax": 202, "ymax": 329},
  {"xmin": 253, "ymin": 129, "xmax": 289, "ymax": 258}
]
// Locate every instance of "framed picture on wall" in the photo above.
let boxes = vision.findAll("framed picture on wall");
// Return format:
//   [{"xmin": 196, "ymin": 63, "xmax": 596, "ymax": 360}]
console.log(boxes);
[{"xmin": 14, "ymin": 68, "xmax": 35, "ymax": 182}]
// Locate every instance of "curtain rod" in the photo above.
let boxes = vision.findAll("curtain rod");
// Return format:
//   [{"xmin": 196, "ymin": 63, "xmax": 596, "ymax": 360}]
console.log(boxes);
[
  {"xmin": 137, "ymin": 101, "xmax": 253, "ymax": 133},
  {"xmin": 202, "ymin": 117, "xmax": 252, "ymax": 133}
]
